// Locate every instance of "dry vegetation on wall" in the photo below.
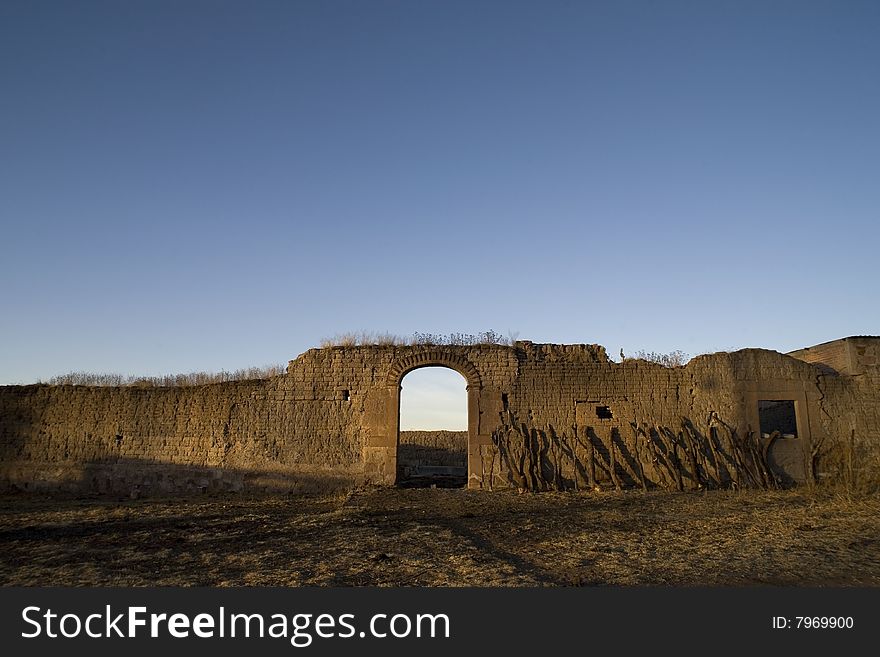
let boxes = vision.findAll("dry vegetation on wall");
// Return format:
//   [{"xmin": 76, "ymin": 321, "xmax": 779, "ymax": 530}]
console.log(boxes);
[
  {"xmin": 630, "ymin": 349, "xmax": 690, "ymax": 367},
  {"xmin": 319, "ymin": 330, "xmax": 516, "ymax": 348},
  {"xmin": 41, "ymin": 341, "xmax": 695, "ymax": 388},
  {"xmin": 44, "ymin": 364, "xmax": 286, "ymax": 387},
  {"xmin": 320, "ymin": 334, "xmax": 695, "ymax": 366}
]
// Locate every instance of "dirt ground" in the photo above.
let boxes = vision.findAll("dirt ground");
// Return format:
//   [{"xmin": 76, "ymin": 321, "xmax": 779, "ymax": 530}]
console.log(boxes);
[{"xmin": 1, "ymin": 487, "xmax": 879, "ymax": 586}]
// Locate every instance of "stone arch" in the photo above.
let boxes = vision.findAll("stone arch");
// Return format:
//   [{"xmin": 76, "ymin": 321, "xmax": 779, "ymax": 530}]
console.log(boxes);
[
  {"xmin": 363, "ymin": 348, "xmax": 498, "ymax": 489},
  {"xmin": 372, "ymin": 351, "xmax": 482, "ymax": 488},
  {"xmin": 385, "ymin": 351, "xmax": 482, "ymax": 390}
]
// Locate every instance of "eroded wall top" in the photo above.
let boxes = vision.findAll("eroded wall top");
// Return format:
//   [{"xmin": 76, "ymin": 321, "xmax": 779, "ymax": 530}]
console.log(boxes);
[{"xmin": 788, "ymin": 336, "xmax": 880, "ymax": 376}]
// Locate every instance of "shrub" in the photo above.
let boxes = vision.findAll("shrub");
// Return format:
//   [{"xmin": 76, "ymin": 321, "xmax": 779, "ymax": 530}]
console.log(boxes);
[
  {"xmin": 45, "ymin": 364, "xmax": 286, "ymax": 387},
  {"xmin": 630, "ymin": 349, "xmax": 690, "ymax": 367},
  {"xmin": 320, "ymin": 330, "xmax": 514, "ymax": 348}
]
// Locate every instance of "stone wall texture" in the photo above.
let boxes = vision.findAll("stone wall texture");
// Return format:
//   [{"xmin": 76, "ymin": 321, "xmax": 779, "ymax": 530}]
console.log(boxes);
[
  {"xmin": 398, "ymin": 430, "xmax": 467, "ymax": 481},
  {"xmin": 1, "ymin": 337, "xmax": 877, "ymax": 494}
]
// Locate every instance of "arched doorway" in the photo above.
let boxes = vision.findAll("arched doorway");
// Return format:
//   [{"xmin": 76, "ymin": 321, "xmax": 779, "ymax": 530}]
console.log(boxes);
[
  {"xmin": 363, "ymin": 350, "xmax": 489, "ymax": 488},
  {"xmin": 398, "ymin": 366, "xmax": 468, "ymax": 487},
  {"xmin": 383, "ymin": 351, "xmax": 482, "ymax": 487}
]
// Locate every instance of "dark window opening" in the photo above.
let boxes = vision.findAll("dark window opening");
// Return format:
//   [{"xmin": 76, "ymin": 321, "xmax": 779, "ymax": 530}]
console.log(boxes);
[
  {"xmin": 341, "ymin": 390, "xmax": 350, "ymax": 402},
  {"xmin": 501, "ymin": 393, "xmax": 509, "ymax": 410},
  {"xmin": 115, "ymin": 434, "xmax": 123, "ymax": 446},
  {"xmin": 595, "ymin": 405, "xmax": 613, "ymax": 419},
  {"xmin": 758, "ymin": 400, "xmax": 797, "ymax": 437}
]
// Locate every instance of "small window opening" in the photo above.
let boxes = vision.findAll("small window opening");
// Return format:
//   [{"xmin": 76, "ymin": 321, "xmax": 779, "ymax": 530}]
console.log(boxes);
[
  {"xmin": 501, "ymin": 393, "xmax": 509, "ymax": 410},
  {"xmin": 595, "ymin": 405, "xmax": 613, "ymax": 419},
  {"xmin": 115, "ymin": 434, "xmax": 123, "ymax": 446},
  {"xmin": 758, "ymin": 400, "xmax": 797, "ymax": 438},
  {"xmin": 342, "ymin": 390, "xmax": 350, "ymax": 402}
]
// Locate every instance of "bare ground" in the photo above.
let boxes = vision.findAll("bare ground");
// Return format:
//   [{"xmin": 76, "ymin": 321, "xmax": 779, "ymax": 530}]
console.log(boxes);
[{"xmin": 1, "ymin": 487, "xmax": 879, "ymax": 586}]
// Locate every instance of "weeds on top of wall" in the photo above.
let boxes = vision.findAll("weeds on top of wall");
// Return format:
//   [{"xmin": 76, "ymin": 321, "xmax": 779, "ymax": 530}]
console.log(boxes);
[
  {"xmin": 411, "ymin": 330, "xmax": 514, "ymax": 346},
  {"xmin": 319, "ymin": 329, "xmax": 516, "ymax": 348},
  {"xmin": 319, "ymin": 332, "xmax": 408, "ymax": 348},
  {"xmin": 629, "ymin": 350, "xmax": 691, "ymax": 367},
  {"xmin": 43, "ymin": 364, "xmax": 286, "ymax": 387}
]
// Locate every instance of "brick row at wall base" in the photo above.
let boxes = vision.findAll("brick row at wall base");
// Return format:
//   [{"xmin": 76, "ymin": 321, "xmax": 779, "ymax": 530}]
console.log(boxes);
[{"xmin": 1, "ymin": 461, "xmax": 363, "ymax": 497}]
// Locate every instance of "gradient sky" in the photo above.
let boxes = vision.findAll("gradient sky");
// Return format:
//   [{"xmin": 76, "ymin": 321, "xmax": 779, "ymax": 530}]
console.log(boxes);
[
  {"xmin": 2, "ymin": 1, "xmax": 879, "ymax": 422},
  {"xmin": 400, "ymin": 367, "xmax": 467, "ymax": 430}
]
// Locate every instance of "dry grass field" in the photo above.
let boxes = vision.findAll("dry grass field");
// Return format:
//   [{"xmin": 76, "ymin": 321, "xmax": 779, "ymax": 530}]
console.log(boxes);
[{"xmin": 1, "ymin": 487, "xmax": 879, "ymax": 587}]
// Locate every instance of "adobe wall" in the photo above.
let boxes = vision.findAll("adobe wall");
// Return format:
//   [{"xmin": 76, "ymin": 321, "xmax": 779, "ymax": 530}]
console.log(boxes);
[
  {"xmin": 488, "ymin": 346, "xmax": 823, "ymax": 490},
  {"xmin": 1, "ymin": 338, "xmax": 877, "ymax": 495},
  {"xmin": 786, "ymin": 337, "xmax": 880, "ymax": 483},
  {"xmin": 789, "ymin": 336, "xmax": 880, "ymax": 376},
  {"xmin": 0, "ymin": 378, "xmax": 361, "ymax": 495},
  {"xmin": 398, "ymin": 431, "xmax": 467, "ymax": 480}
]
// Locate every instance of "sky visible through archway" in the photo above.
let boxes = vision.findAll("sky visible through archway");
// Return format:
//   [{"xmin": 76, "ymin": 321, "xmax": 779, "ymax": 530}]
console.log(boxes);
[{"xmin": 399, "ymin": 368, "xmax": 467, "ymax": 431}]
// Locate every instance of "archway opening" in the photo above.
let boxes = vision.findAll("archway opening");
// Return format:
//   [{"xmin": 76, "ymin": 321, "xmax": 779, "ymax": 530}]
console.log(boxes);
[{"xmin": 398, "ymin": 366, "xmax": 468, "ymax": 488}]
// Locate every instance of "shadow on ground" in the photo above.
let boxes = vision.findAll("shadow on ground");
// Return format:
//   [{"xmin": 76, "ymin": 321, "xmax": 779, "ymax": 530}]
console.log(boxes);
[{"xmin": 1, "ymin": 488, "xmax": 879, "ymax": 586}]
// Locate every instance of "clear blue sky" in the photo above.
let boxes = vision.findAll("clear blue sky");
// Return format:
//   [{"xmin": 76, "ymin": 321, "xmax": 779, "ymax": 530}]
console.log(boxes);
[
  {"xmin": 401, "ymin": 367, "xmax": 467, "ymax": 430},
  {"xmin": 3, "ymin": 0, "xmax": 879, "ymax": 393}
]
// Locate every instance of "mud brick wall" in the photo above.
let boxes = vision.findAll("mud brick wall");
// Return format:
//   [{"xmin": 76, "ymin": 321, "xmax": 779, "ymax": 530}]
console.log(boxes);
[
  {"xmin": 399, "ymin": 431, "xmax": 468, "ymax": 453},
  {"xmin": 812, "ymin": 357, "xmax": 880, "ymax": 483},
  {"xmin": 491, "ymin": 348, "xmax": 817, "ymax": 490},
  {"xmin": 789, "ymin": 340, "xmax": 852, "ymax": 374},
  {"xmin": 789, "ymin": 336, "xmax": 880, "ymax": 376},
  {"xmin": 398, "ymin": 430, "xmax": 468, "ymax": 473},
  {"xmin": 1, "ymin": 337, "xmax": 878, "ymax": 494},
  {"xmin": 0, "ymin": 375, "xmax": 363, "ymax": 495}
]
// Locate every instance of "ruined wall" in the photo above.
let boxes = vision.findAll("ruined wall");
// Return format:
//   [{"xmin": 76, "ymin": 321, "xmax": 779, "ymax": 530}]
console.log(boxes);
[
  {"xmin": 789, "ymin": 336, "xmax": 880, "ymax": 376},
  {"xmin": 807, "ymin": 351, "xmax": 880, "ymax": 486},
  {"xmin": 789, "ymin": 339, "xmax": 852, "ymax": 374},
  {"xmin": 0, "ymin": 375, "xmax": 362, "ymax": 495},
  {"xmin": 484, "ymin": 347, "xmax": 823, "ymax": 491},
  {"xmin": 1, "ymin": 338, "xmax": 877, "ymax": 495},
  {"xmin": 398, "ymin": 431, "xmax": 467, "ymax": 480},
  {"xmin": 486, "ymin": 340, "xmax": 879, "ymax": 492},
  {"xmin": 401, "ymin": 430, "xmax": 467, "ymax": 445}
]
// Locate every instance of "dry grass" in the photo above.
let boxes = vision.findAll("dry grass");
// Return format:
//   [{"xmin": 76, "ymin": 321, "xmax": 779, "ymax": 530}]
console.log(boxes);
[
  {"xmin": 319, "ymin": 332, "xmax": 407, "ymax": 348},
  {"xmin": 629, "ymin": 349, "xmax": 690, "ymax": 367},
  {"xmin": 815, "ymin": 433, "xmax": 880, "ymax": 497},
  {"xmin": 1, "ymin": 487, "xmax": 878, "ymax": 586},
  {"xmin": 319, "ymin": 330, "xmax": 515, "ymax": 348},
  {"xmin": 42, "ymin": 365, "xmax": 286, "ymax": 387}
]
